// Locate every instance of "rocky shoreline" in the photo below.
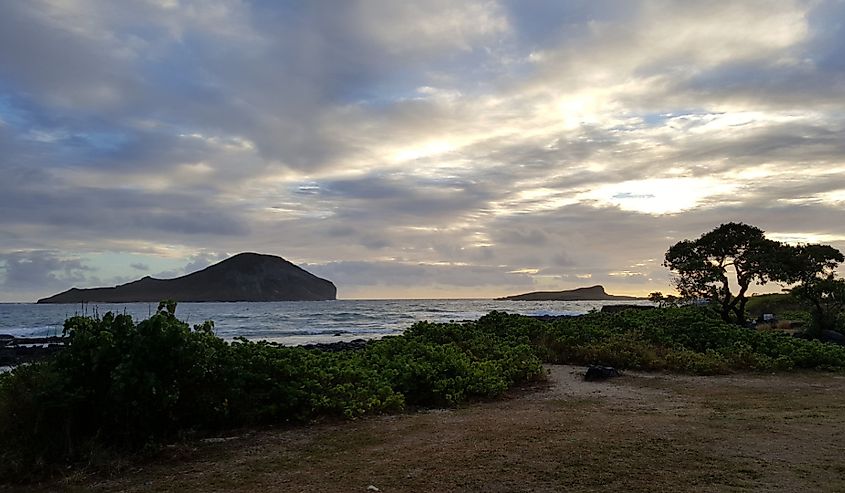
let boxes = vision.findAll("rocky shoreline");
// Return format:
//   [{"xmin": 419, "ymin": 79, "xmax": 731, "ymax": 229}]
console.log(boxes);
[
  {"xmin": 299, "ymin": 338, "xmax": 372, "ymax": 352},
  {"xmin": 0, "ymin": 335, "xmax": 66, "ymax": 367},
  {"xmin": 528, "ymin": 304, "xmax": 654, "ymax": 322},
  {"xmin": 0, "ymin": 335, "xmax": 375, "ymax": 367},
  {"xmin": 0, "ymin": 306, "xmax": 656, "ymax": 367}
]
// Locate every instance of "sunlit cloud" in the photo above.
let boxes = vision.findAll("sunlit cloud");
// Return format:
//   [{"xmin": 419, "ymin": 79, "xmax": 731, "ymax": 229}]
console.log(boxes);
[
  {"xmin": 767, "ymin": 232, "xmax": 845, "ymax": 245},
  {"xmin": 819, "ymin": 190, "xmax": 845, "ymax": 204},
  {"xmin": 1, "ymin": 0, "xmax": 845, "ymax": 300},
  {"xmin": 392, "ymin": 140, "xmax": 458, "ymax": 162},
  {"xmin": 581, "ymin": 178, "xmax": 740, "ymax": 215}
]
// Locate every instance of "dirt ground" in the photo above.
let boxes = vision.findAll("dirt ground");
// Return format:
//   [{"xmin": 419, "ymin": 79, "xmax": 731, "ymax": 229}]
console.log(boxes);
[{"xmin": 18, "ymin": 365, "xmax": 845, "ymax": 492}]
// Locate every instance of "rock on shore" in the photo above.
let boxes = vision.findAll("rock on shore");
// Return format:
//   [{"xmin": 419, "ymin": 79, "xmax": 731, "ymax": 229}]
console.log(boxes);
[{"xmin": 0, "ymin": 335, "xmax": 66, "ymax": 366}]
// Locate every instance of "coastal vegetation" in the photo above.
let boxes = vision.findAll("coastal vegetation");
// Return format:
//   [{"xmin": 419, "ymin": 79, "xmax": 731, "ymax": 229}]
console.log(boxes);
[
  {"xmin": 744, "ymin": 292, "xmax": 806, "ymax": 318},
  {"xmin": 790, "ymin": 274, "xmax": 845, "ymax": 337},
  {"xmin": 0, "ymin": 301, "xmax": 543, "ymax": 478},
  {"xmin": 3, "ymin": 301, "xmax": 845, "ymax": 480}
]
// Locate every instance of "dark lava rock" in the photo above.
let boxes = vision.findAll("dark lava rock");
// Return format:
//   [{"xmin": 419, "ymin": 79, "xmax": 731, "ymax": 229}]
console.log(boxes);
[
  {"xmin": 301, "ymin": 339, "xmax": 370, "ymax": 352},
  {"xmin": 793, "ymin": 330, "xmax": 845, "ymax": 346},
  {"xmin": 38, "ymin": 252, "xmax": 336, "ymax": 303},
  {"xmin": 0, "ymin": 336, "xmax": 67, "ymax": 366},
  {"xmin": 600, "ymin": 304, "xmax": 655, "ymax": 314},
  {"xmin": 529, "ymin": 315, "xmax": 576, "ymax": 322},
  {"xmin": 820, "ymin": 330, "xmax": 845, "ymax": 346},
  {"xmin": 584, "ymin": 365, "xmax": 621, "ymax": 381},
  {"xmin": 0, "ymin": 334, "xmax": 14, "ymax": 348}
]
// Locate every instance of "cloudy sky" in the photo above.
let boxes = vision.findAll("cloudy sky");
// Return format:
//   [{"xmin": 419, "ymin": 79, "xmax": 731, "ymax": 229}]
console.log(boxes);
[{"xmin": 2, "ymin": 0, "xmax": 845, "ymax": 301}]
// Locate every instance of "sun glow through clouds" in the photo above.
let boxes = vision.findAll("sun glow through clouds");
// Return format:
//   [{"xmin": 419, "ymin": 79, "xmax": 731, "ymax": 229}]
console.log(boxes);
[
  {"xmin": 583, "ymin": 178, "xmax": 740, "ymax": 215},
  {"xmin": 392, "ymin": 140, "xmax": 457, "ymax": 162}
]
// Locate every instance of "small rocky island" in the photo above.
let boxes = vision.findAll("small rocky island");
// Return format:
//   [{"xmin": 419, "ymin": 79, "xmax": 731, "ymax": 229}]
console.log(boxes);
[
  {"xmin": 498, "ymin": 285, "xmax": 642, "ymax": 301},
  {"xmin": 37, "ymin": 253, "xmax": 336, "ymax": 303}
]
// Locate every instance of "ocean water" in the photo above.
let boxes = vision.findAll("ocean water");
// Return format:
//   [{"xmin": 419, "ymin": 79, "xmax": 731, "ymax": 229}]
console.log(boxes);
[{"xmin": 0, "ymin": 299, "xmax": 651, "ymax": 345}]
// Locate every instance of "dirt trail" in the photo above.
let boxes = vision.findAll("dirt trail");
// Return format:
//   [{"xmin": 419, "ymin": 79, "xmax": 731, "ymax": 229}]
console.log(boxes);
[{"xmin": 25, "ymin": 366, "xmax": 845, "ymax": 492}]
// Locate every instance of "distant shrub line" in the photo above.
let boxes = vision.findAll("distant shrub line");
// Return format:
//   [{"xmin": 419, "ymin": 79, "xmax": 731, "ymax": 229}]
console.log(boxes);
[
  {"xmin": 2, "ymin": 303, "xmax": 845, "ymax": 479},
  {"xmin": 533, "ymin": 307, "xmax": 845, "ymax": 373}
]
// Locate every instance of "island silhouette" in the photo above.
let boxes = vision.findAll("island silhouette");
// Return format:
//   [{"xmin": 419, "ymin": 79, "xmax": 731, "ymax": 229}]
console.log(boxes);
[
  {"xmin": 37, "ymin": 252, "xmax": 336, "ymax": 303},
  {"xmin": 497, "ymin": 285, "xmax": 642, "ymax": 301}
]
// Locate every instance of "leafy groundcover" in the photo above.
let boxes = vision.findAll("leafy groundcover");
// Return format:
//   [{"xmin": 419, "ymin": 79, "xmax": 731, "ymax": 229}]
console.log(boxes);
[{"xmin": 2, "ymin": 303, "xmax": 844, "ymax": 479}]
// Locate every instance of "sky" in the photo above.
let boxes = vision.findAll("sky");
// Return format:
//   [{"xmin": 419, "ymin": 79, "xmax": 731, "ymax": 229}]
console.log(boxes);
[{"xmin": 2, "ymin": 0, "xmax": 845, "ymax": 302}]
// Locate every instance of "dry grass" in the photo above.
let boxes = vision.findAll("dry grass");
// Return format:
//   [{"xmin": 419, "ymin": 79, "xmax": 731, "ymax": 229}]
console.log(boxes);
[
  {"xmin": 755, "ymin": 321, "xmax": 801, "ymax": 333},
  {"xmin": 9, "ymin": 366, "xmax": 845, "ymax": 493}
]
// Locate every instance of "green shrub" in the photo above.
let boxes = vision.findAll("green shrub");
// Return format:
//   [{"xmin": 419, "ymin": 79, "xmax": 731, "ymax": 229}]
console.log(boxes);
[
  {"xmin": 363, "ymin": 321, "xmax": 543, "ymax": 407},
  {"xmin": 663, "ymin": 349, "xmax": 730, "ymax": 375},
  {"xmin": 745, "ymin": 293, "xmax": 806, "ymax": 318},
  {"xmin": 0, "ymin": 304, "xmax": 544, "ymax": 479},
  {"xmin": 538, "ymin": 306, "xmax": 845, "ymax": 372}
]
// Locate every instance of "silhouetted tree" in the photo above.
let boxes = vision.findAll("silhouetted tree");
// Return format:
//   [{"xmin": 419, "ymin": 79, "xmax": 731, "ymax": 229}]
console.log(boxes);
[
  {"xmin": 776, "ymin": 243, "xmax": 844, "ymax": 285},
  {"xmin": 648, "ymin": 291, "xmax": 680, "ymax": 308},
  {"xmin": 783, "ymin": 245, "xmax": 845, "ymax": 336},
  {"xmin": 665, "ymin": 223, "xmax": 844, "ymax": 325},
  {"xmin": 791, "ymin": 275, "xmax": 845, "ymax": 336},
  {"xmin": 664, "ymin": 223, "xmax": 786, "ymax": 324}
]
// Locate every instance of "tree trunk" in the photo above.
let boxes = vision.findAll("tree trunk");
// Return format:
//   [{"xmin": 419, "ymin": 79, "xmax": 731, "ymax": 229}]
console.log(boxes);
[
  {"xmin": 735, "ymin": 296, "xmax": 748, "ymax": 326},
  {"xmin": 719, "ymin": 276, "xmax": 733, "ymax": 323},
  {"xmin": 720, "ymin": 293, "xmax": 733, "ymax": 323},
  {"xmin": 729, "ymin": 283, "xmax": 750, "ymax": 326}
]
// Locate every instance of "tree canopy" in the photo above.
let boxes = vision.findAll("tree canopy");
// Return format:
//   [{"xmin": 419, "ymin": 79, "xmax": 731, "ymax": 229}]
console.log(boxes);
[
  {"xmin": 664, "ymin": 222, "xmax": 843, "ymax": 325},
  {"xmin": 791, "ymin": 275, "xmax": 845, "ymax": 336},
  {"xmin": 784, "ymin": 244, "xmax": 845, "ymax": 335}
]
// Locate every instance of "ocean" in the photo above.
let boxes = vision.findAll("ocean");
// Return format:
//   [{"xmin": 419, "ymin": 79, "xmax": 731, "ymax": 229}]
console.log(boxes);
[{"xmin": 0, "ymin": 299, "xmax": 652, "ymax": 345}]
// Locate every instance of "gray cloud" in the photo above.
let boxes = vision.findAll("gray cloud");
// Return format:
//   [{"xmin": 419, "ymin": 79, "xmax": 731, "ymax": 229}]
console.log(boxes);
[
  {"xmin": 0, "ymin": 251, "xmax": 102, "ymax": 301},
  {"xmin": 183, "ymin": 252, "xmax": 230, "ymax": 274},
  {"xmin": 2, "ymin": 1, "xmax": 845, "ymax": 300},
  {"xmin": 0, "ymin": 251, "xmax": 94, "ymax": 289}
]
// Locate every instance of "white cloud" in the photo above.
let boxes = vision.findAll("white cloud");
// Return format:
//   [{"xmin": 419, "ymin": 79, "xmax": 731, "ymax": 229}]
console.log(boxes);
[
  {"xmin": 354, "ymin": 0, "xmax": 510, "ymax": 54},
  {"xmin": 580, "ymin": 178, "xmax": 740, "ymax": 215}
]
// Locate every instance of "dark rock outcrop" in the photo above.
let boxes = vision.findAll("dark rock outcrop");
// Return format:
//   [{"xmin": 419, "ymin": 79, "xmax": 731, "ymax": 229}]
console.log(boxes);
[
  {"xmin": 529, "ymin": 314, "xmax": 577, "ymax": 322},
  {"xmin": 0, "ymin": 336, "xmax": 66, "ymax": 366},
  {"xmin": 584, "ymin": 365, "xmax": 621, "ymax": 381},
  {"xmin": 37, "ymin": 253, "xmax": 337, "ymax": 303},
  {"xmin": 301, "ymin": 339, "xmax": 370, "ymax": 352},
  {"xmin": 600, "ymin": 304, "xmax": 655, "ymax": 314},
  {"xmin": 820, "ymin": 330, "xmax": 845, "ymax": 346},
  {"xmin": 498, "ymin": 285, "xmax": 642, "ymax": 302},
  {"xmin": 792, "ymin": 330, "xmax": 845, "ymax": 346}
]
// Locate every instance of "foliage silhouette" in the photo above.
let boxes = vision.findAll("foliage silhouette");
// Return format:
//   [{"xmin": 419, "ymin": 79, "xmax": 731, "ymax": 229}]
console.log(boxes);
[{"xmin": 664, "ymin": 222, "xmax": 843, "ymax": 325}]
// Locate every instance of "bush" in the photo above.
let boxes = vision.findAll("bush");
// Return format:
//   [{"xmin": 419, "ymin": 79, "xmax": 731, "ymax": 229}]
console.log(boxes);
[
  {"xmin": 537, "ymin": 306, "xmax": 845, "ymax": 373},
  {"xmin": 745, "ymin": 293, "xmax": 806, "ymax": 319},
  {"xmin": 0, "ymin": 304, "xmax": 543, "ymax": 479},
  {"xmin": 222, "ymin": 340, "xmax": 405, "ymax": 422}
]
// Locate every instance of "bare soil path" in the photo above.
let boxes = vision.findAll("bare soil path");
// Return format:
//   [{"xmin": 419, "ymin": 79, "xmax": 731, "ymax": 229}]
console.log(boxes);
[{"xmin": 18, "ymin": 366, "xmax": 845, "ymax": 492}]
